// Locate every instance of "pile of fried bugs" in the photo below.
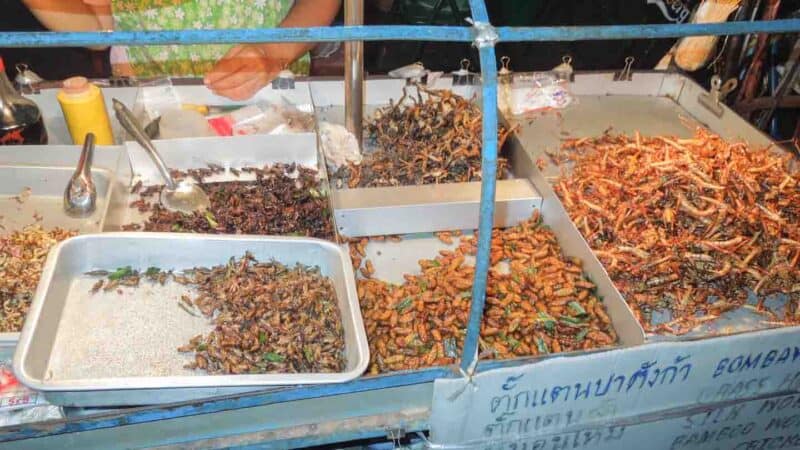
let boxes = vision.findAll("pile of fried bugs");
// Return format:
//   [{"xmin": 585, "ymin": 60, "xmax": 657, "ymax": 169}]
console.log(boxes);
[
  {"xmin": 332, "ymin": 86, "xmax": 515, "ymax": 188},
  {"xmin": 88, "ymin": 254, "xmax": 347, "ymax": 374},
  {"xmin": 124, "ymin": 163, "xmax": 334, "ymax": 240},
  {"xmin": 552, "ymin": 128, "xmax": 800, "ymax": 334},
  {"xmin": 0, "ymin": 225, "xmax": 76, "ymax": 332},
  {"xmin": 353, "ymin": 211, "xmax": 617, "ymax": 374}
]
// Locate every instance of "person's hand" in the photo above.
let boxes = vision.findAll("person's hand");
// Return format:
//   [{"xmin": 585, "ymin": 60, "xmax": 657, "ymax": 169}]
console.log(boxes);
[{"xmin": 204, "ymin": 44, "xmax": 285, "ymax": 100}]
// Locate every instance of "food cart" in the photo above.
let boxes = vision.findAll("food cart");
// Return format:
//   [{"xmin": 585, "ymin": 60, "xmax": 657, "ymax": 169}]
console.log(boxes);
[{"xmin": 0, "ymin": 2, "xmax": 798, "ymax": 448}]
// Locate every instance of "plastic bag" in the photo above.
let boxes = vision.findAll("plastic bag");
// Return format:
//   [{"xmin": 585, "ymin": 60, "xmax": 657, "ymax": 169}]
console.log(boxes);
[
  {"xmin": 499, "ymin": 72, "xmax": 574, "ymax": 116},
  {"xmin": 158, "ymin": 109, "xmax": 216, "ymax": 139},
  {"xmin": 131, "ymin": 78, "xmax": 182, "ymax": 127},
  {"xmin": 0, "ymin": 348, "xmax": 62, "ymax": 426},
  {"xmin": 207, "ymin": 98, "xmax": 315, "ymax": 137},
  {"xmin": 318, "ymin": 121, "xmax": 362, "ymax": 169}
]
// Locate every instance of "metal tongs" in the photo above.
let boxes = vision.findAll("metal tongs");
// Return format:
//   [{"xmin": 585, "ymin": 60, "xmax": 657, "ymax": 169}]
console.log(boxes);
[
  {"xmin": 63, "ymin": 133, "xmax": 97, "ymax": 217},
  {"xmin": 112, "ymin": 98, "xmax": 210, "ymax": 214}
]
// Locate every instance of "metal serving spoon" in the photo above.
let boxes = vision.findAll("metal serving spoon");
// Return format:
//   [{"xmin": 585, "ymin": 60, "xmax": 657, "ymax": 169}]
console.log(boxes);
[
  {"xmin": 63, "ymin": 132, "xmax": 97, "ymax": 217},
  {"xmin": 112, "ymin": 98, "xmax": 210, "ymax": 214}
]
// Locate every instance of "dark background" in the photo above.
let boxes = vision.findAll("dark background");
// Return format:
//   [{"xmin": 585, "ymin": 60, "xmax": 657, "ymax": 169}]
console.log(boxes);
[{"xmin": 0, "ymin": 1, "xmax": 103, "ymax": 80}]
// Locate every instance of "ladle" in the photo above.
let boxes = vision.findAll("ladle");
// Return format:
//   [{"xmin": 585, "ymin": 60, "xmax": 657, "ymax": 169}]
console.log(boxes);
[{"xmin": 112, "ymin": 98, "xmax": 210, "ymax": 214}]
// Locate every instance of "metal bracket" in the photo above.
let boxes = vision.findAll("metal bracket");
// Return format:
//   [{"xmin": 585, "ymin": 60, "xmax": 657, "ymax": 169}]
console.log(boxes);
[
  {"xmin": 613, "ymin": 56, "xmax": 635, "ymax": 81},
  {"xmin": 698, "ymin": 75, "xmax": 737, "ymax": 117},
  {"xmin": 386, "ymin": 426, "xmax": 407, "ymax": 445},
  {"xmin": 468, "ymin": 18, "xmax": 498, "ymax": 48}
]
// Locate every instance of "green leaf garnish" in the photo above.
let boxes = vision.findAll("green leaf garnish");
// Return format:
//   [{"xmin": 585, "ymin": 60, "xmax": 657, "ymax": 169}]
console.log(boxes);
[
  {"xmin": 263, "ymin": 352, "xmax": 285, "ymax": 363},
  {"xmin": 568, "ymin": 301, "xmax": 588, "ymax": 317},
  {"xmin": 575, "ymin": 328, "xmax": 590, "ymax": 342},
  {"xmin": 108, "ymin": 266, "xmax": 133, "ymax": 281},
  {"xmin": 395, "ymin": 297, "xmax": 414, "ymax": 312},
  {"xmin": 536, "ymin": 337, "xmax": 549, "ymax": 354},
  {"xmin": 204, "ymin": 211, "xmax": 219, "ymax": 228}
]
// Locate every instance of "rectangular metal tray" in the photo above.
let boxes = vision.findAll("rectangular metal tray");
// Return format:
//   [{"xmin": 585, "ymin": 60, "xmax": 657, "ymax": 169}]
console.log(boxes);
[
  {"xmin": 310, "ymin": 79, "xmax": 542, "ymax": 237},
  {"xmin": 14, "ymin": 233, "xmax": 369, "ymax": 407},
  {"xmin": 115, "ymin": 133, "xmax": 339, "ymax": 239},
  {"xmin": 351, "ymin": 213, "xmax": 645, "ymax": 360},
  {"xmin": 0, "ymin": 145, "xmax": 129, "ymax": 346},
  {"xmin": 507, "ymin": 71, "xmax": 795, "ymax": 339}
]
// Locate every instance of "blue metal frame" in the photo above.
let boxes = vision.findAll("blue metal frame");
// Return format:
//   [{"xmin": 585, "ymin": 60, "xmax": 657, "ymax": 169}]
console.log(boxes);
[{"xmin": 0, "ymin": 2, "xmax": 799, "ymax": 445}]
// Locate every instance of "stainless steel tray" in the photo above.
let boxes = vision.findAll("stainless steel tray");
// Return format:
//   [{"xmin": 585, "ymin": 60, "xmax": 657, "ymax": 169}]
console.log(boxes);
[
  {"xmin": 0, "ymin": 145, "xmax": 129, "ymax": 345},
  {"xmin": 14, "ymin": 233, "xmax": 369, "ymax": 407},
  {"xmin": 310, "ymin": 79, "xmax": 542, "ymax": 237},
  {"xmin": 116, "ymin": 134, "xmax": 339, "ymax": 239},
  {"xmin": 507, "ymin": 71, "xmax": 795, "ymax": 339},
  {"xmin": 351, "ymin": 213, "xmax": 645, "ymax": 357}
]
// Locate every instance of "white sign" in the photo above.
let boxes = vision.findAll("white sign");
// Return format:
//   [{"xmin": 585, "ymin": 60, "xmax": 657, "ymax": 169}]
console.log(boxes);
[
  {"xmin": 430, "ymin": 327, "xmax": 800, "ymax": 447},
  {"xmin": 429, "ymin": 393, "xmax": 800, "ymax": 450}
]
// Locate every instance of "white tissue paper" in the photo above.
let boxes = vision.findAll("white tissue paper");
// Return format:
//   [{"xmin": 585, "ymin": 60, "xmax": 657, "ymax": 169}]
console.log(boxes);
[{"xmin": 319, "ymin": 122, "xmax": 362, "ymax": 169}]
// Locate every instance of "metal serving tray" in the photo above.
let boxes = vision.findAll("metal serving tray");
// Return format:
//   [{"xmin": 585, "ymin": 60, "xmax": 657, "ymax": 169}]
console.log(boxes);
[
  {"xmin": 507, "ymin": 71, "xmax": 797, "ymax": 339},
  {"xmin": 351, "ymin": 216, "xmax": 645, "ymax": 359},
  {"xmin": 109, "ymin": 132, "xmax": 339, "ymax": 240},
  {"xmin": 310, "ymin": 78, "xmax": 542, "ymax": 237},
  {"xmin": 14, "ymin": 233, "xmax": 369, "ymax": 407},
  {"xmin": 0, "ymin": 145, "xmax": 129, "ymax": 345}
]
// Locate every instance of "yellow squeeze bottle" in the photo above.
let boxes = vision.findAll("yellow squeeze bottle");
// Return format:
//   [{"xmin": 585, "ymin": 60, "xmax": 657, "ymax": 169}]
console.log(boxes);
[{"xmin": 57, "ymin": 76, "xmax": 114, "ymax": 145}]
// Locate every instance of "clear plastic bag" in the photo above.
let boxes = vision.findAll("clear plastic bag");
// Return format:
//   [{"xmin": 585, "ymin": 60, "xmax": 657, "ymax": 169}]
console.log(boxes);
[
  {"xmin": 0, "ymin": 348, "xmax": 62, "ymax": 426},
  {"xmin": 206, "ymin": 97, "xmax": 315, "ymax": 137},
  {"xmin": 499, "ymin": 72, "xmax": 575, "ymax": 117}
]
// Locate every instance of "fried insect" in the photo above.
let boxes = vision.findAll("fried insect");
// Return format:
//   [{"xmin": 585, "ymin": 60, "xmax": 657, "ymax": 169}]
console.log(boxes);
[
  {"xmin": 553, "ymin": 128, "xmax": 800, "ymax": 334},
  {"xmin": 0, "ymin": 225, "xmax": 76, "ymax": 332},
  {"xmin": 128, "ymin": 163, "xmax": 334, "ymax": 240},
  {"xmin": 333, "ymin": 86, "xmax": 513, "ymax": 188},
  {"xmin": 182, "ymin": 254, "xmax": 347, "ymax": 374},
  {"xmin": 359, "ymin": 211, "xmax": 617, "ymax": 374}
]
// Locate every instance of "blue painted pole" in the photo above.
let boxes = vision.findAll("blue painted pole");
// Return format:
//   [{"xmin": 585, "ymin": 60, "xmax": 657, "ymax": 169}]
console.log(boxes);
[
  {"xmin": 460, "ymin": 0, "xmax": 497, "ymax": 372},
  {"xmin": 0, "ymin": 25, "xmax": 474, "ymax": 48},
  {"xmin": 468, "ymin": 0, "xmax": 490, "ymax": 23},
  {"xmin": 498, "ymin": 19, "xmax": 800, "ymax": 42},
  {"xmin": 1, "ymin": 20, "xmax": 797, "ymax": 49}
]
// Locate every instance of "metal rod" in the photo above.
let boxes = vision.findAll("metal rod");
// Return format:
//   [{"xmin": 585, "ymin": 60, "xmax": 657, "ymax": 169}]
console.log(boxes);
[
  {"xmin": 0, "ymin": 20, "xmax": 798, "ymax": 48},
  {"xmin": 460, "ymin": 0, "xmax": 497, "ymax": 372},
  {"xmin": 497, "ymin": 19, "xmax": 800, "ymax": 42},
  {"xmin": 344, "ymin": 0, "xmax": 364, "ymax": 146}
]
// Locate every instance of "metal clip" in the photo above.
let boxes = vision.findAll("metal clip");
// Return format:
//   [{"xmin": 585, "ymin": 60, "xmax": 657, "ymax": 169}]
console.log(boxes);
[
  {"xmin": 698, "ymin": 75, "xmax": 737, "ymax": 117},
  {"xmin": 14, "ymin": 63, "xmax": 43, "ymax": 94},
  {"xmin": 499, "ymin": 56, "xmax": 513, "ymax": 83},
  {"xmin": 271, "ymin": 69, "xmax": 296, "ymax": 90},
  {"xmin": 614, "ymin": 56, "xmax": 635, "ymax": 81},
  {"xmin": 553, "ymin": 55, "xmax": 574, "ymax": 82},
  {"xmin": 452, "ymin": 59, "xmax": 475, "ymax": 86}
]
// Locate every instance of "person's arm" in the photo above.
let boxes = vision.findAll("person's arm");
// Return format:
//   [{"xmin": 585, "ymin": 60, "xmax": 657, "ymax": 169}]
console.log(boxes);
[
  {"xmin": 22, "ymin": 0, "xmax": 107, "ymax": 31},
  {"xmin": 204, "ymin": 0, "xmax": 341, "ymax": 100}
]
